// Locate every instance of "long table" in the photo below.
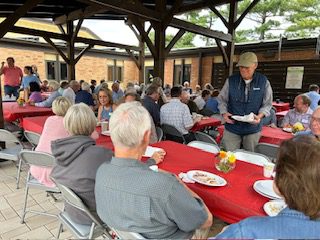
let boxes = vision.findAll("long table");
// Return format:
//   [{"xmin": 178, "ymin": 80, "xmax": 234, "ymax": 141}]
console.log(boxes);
[
  {"xmin": 153, "ymin": 141, "xmax": 268, "ymax": 223},
  {"xmin": 3, "ymin": 102, "xmax": 53, "ymax": 122},
  {"xmin": 190, "ymin": 117, "xmax": 221, "ymax": 132},
  {"xmin": 272, "ymin": 102, "xmax": 290, "ymax": 112}
]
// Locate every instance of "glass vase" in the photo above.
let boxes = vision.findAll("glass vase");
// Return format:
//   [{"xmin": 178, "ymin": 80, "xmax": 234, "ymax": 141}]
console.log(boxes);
[{"xmin": 215, "ymin": 157, "xmax": 236, "ymax": 173}]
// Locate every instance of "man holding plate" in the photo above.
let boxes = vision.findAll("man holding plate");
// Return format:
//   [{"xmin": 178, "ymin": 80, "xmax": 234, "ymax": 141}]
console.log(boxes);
[{"xmin": 218, "ymin": 52, "xmax": 273, "ymax": 151}]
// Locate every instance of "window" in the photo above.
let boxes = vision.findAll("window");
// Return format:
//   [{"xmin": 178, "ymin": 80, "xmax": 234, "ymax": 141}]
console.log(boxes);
[
  {"xmin": 174, "ymin": 65, "xmax": 182, "ymax": 86},
  {"xmin": 183, "ymin": 64, "xmax": 191, "ymax": 83},
  {"xmin": 173, "ymin": 62, "xmax": 191, "ymax": 86},
  {"xmin": 145, "ymin": 67, "xmax": 154, "ymax": 84},
  {"xmin": 46, "ymin": 61, "xmax": 56, "ymax": 80},
  {"xmin": 60, "ymin": 62, "xmax": 67, "ymax": 80},
  {"xmin": 107, "ymin": 65, "xmax": 123, "ymax": 82},
  {"xmin": 116, "ymin": 66, "xmax": 123, "ymax": 82}
]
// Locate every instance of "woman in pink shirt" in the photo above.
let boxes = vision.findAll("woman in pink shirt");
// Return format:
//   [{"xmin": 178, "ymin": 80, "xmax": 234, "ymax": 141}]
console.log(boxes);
[{"xmin": 30, "ymin": 96, "xmax": 72, "ymax": 187}]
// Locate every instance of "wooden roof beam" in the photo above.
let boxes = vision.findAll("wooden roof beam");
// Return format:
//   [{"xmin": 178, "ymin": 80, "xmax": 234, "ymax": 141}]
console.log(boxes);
[
  {"xmin": 76, "ymin": 0, "xmax": 162, "ymax": 22},
  {"xmin": 169, "ymin": 17, "xmax": 232, "ymax": 42},
  {"xmin": 177, "ymin": 0, "xmax": 233, "ymax": 14},
  {"xmin": 235, "ymin": 0, "xmax": 260, "ymax": 28},
  {"xmin": 54, "ymin": 5, "xmax": 109, "ymax": 25},
  {"xmin": 0, "ymin": 0, "xmax": 43, "ymax": 38}
]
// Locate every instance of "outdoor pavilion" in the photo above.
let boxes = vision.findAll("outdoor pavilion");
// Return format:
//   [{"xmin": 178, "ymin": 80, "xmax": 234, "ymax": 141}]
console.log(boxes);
[{"xmin": 0, "ymin": 0, "xmax": 261, "ymax": 131}]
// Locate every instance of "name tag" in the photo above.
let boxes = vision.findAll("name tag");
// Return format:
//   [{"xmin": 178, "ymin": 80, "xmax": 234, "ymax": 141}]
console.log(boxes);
[
  {"xmin": 253, "ymin": 88, "xmax": 260, "ymax": 91},
  {"xmin": 301, "ymin": 119, "xmax": 309, "ymax": 123}
]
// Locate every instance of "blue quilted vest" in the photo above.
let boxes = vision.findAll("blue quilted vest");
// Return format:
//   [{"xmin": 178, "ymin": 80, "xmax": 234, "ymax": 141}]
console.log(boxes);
[{"xmin": 225, "ymin": 72, "xmax": 267, "ymax": 136}]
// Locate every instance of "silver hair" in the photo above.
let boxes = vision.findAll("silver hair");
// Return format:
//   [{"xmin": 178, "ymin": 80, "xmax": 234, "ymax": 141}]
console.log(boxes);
[
  {"xmin": 109, "ymin": 102, "xmax": 151, "ymax": 148},
  {"xmin": 81, "ymin": 82, "xmax": 91, "ymax": 91}
]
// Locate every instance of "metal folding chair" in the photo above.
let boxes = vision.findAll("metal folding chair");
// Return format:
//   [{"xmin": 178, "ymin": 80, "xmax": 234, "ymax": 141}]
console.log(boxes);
[
  {"xmin": 234, "ymin": 149, "xmax": 270, "ymax": 166},
  {"xmin": 53, "ymin": 180, "xmax": 112, "ymax": 239},
  {"xmin": 19, "ymin": 150, "xmax": 60, "ymax": 223},
  {"xmin": 112, "ymin": 228, "xmax": 145, "ymax": 239},
  {"xmin": 0, "ymin": 129, "xmax": 24, "ymax": 187},
  {"xmin": 194, "ymin": 131, "xmax": 218, "ymax": 145},
  {"xmin": 188, "ymin": 141, "xmax": 220, "ymax": 154},
  {"xmin": 255, "ymin": 143, "xmax": 279, "ymax": 163},
  {"xmin": 161, "ymin": 124, "xmax": 186, "ymax": 144},
  {"xmin": 23, "ymin": 130, "xmax": 41, "ymax": 149},
  {"xmin": 155, "ymin": 127, "xmax": 163, "ymax": 142}
]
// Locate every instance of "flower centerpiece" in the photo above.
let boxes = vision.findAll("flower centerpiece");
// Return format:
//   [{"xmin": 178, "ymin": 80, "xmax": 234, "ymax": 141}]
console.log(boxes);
[
  {"xmin": 17, "ymin": 97, "xmax": 25, "ymax": 107},
  {"xmin": 292, "ymin": 122, "xmax": 304, "ymax": 134},
  {"xmin": 215, "ymin": 150, "xmax": 236, "ymax": 173}
]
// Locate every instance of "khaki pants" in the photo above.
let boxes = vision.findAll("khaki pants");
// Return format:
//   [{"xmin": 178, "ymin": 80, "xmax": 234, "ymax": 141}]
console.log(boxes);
[
  {"xmin": 222, "ymin": 129, "xmax": 261, "ymax": 152},
  {"xmin": 192, "ymin": 227, "xmax": 210, "ymax": 239}
]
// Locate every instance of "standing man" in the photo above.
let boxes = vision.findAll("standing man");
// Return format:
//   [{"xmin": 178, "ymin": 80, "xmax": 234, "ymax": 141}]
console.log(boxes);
[
  {"xmin": 0, "ymin": 57, "xmax": 23, "ymax": 98},
  {"xmin": 305, "ymin": 84, "xmax": 320, "ymax": 111},
  {"xmin": 218, "ymin": 52, "xmax": 273, "ymax": 151}
]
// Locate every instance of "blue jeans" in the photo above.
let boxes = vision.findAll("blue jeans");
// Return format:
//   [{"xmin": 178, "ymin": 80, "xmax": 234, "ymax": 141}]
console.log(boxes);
[{"xmin": 4, "ymin": 85, "xmax": 19, "ymax": 98}]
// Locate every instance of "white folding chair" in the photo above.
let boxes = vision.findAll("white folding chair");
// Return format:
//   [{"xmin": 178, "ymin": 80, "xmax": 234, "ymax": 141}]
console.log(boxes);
[
  {"xmin": 234, "ymin": 149, "xmax": 270, "ymax": 166},
  {"xmin": 194, "ymin": 131, "xmax": 218, "ymax": 145},
  {"xmin": 0, "ymin": 129, "xmax": 24, "ymax": 188},
  {"xmin": 255, "ymin": 143, "xmax": 279, "ymax": 163},
  {"xmin": 112, "ymin": 228, "xmax": 145, "ymax": 239},
  {"xmin": 188, "ymin": 141, "xmax": 220, "ymax": 154},
  {"xmin": 24, "ymin": 130, "xmax": 41, "ymax": 149},
  {"xmin": 53, "ymin": 180, "xmax": 112, "ymax": 239},
  {"xmin": 19, "ymin": 150, "xmax": 60, "ymax": 223}
]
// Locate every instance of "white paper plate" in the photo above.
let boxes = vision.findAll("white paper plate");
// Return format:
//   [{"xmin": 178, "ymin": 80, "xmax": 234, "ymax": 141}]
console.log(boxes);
[
  {"xmin": 282, "ymin": 127, "xmax": 292, "ymax": 133},
  {"xmin": 231, "ymin": 113, "xmax": 254, "ymax": 123},
  {"xmin": 187, "ymin": 170, "xmax": 227, "ymax": 187},
  {"xmin": 143, "ymin": 146, "xmax": 164, "ymax": 157},
  {"xmin": 263, "ymin": 200, "xmax": 287, "ymax": 216},
  {"xmin": 101, "ymin": 130, "xmax": 110, "ymax": 136},
  {"xmin": 253, "ymin": 180, "xmax": 282, "ymax": 200}
]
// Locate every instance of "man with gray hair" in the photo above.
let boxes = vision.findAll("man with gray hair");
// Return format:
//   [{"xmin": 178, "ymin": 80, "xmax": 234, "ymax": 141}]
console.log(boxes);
[
  {"xmin": 95, "ymin": 102, "xmax": 212, "ymax": 239},
  {"xmin": 218, "ymin": 52, "xmax": 273, "ymax": 151},
  {"xmin": 62, "ymin": 80, "xmax": 80, "ymax": 104}
]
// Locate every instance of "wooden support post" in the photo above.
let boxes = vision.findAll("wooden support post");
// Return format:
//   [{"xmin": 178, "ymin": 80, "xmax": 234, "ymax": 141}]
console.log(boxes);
[
  {"xmin": 66, "ymin": 21, "xmax": 76, "ymax": 81},
  {"xmin": 227, "ymin": 1, "xmax": 238, "ymax": 76},
  {"xmin": 198, "ymin": 52, "xmax": 203, "ymax": 87}
]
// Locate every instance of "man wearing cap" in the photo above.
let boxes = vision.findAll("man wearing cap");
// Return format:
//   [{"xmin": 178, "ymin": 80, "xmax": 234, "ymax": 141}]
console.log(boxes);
[{"xmin": 218, "ymin": 52, "xmax": 273, "ymax": 151}]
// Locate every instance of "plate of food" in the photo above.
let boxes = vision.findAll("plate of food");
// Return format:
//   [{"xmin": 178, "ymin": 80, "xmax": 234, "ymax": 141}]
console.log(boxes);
[
  {"xmin": 263, "ymin": 200, "xmax": 287, "ymax": 216},
  {"xmin": 253, "ymin": 180, "xmax": 282, "ymax": 200},
  {"xmin": 187, "ymin": 170, "xmax": 227, "ymax": 187},
  {"xmin": 282, "ymin": 127, "xmax": 292, "ymax": 133},
  {"xmin": 231, "ymin": 113, "xmax": 255, "ymax": 123},
  {"xmin": 101, "ymin": 130, "xmax": 110, "ymax": 136}
]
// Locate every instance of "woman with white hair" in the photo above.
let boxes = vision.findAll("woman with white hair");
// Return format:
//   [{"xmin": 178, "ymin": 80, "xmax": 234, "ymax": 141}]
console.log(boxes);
[
  {"xmin": 34, "ymin": 80, "xmax": 61, "ymax": 107},
  {"xmin": 50, "ymin": 103, "xmax": 113, "ymax": 225},
  {"xmin": 30, "ymin": 96, "xmax": 72, "ymax": 187}
]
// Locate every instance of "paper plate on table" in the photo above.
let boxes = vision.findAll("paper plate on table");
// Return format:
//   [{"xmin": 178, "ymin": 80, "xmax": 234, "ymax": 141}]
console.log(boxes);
[
  {"xmin": 187, "ymin": 170, "xmax": 227, "ymax": 187},
  {"xmin": 282, "ymin": 127, "xmax": 292, "ymax": 133},
  {"xmin": 263, "ymin": 200, "xmax": 287, "ymax": 216},
  {"xmin": 231, "ymin": 113, "xmax": 254, "ymax": 123},
  {"xmin": 101, "ymin": 130, "xmax": 110, "ymax": 136},
  {"xmin": 253, "ymin": 180, "xmax": 282, "ymax": 200}
]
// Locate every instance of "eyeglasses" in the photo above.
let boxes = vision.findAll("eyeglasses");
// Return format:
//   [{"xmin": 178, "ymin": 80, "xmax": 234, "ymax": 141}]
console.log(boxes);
[{"xmin": 311, "ymin": 117, "xmax": 320, "ymax": 124}]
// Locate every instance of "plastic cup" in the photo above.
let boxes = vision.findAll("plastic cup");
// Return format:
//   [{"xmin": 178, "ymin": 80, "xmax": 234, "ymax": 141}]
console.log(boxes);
[
  {"xmin": 263, "ymin": 162, "xmax": 275, "ymax": 178},
  {"xmin": 101, "ymin": 121, "xmax": 109, "ymax": 132}
]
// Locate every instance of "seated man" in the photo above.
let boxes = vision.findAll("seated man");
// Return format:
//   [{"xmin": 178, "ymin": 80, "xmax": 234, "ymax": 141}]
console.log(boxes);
[
  {"xmin": 95, "ymin": 102, "xmax": 212, "ymax": 239},
  {"xmin": 282, "ymin": 94, "xmax": 313, "ymax": 129},
  {"xmin": 142, "ymin": 85, "xmax": 160, "ymax": 126},
  {"xmin": 296, "ymin": 106, "xmax": 320, "ymax": 140},
  {"xmin": 160, "ymin": 86, "xmax": 197, "ymax": 143},
  {"xmin": 216, "ymin": 135, "xmax": 320, "ymax": 239},
  {"xmin": 181, "ymin": 90, "xmax": 199, "ymax": 114},
  {"xmin": 194, "ymin": 89, "xmax": 210, "ymax": 111}
]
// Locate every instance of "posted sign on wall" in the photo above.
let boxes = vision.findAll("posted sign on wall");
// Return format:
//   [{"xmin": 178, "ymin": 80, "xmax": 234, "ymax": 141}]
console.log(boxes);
[{"xmin": 285, "ymin": 66, "xmax": 304, "ymax": 89}]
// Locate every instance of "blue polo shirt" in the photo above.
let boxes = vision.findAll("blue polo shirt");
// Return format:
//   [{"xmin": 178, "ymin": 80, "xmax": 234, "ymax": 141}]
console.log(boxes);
[{"xmin": 21, "ymin": 75, "xmax": 40, "ymax": 89}]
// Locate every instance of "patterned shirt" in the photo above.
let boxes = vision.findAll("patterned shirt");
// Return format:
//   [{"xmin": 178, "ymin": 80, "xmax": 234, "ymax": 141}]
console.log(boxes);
[
  {"xmin": 160, "ymin": 99, "xmax": 194, "ymax": 134},
  {"xmin": 282, "ymin": 107, "xmax": 313, "ymax": 129},
  {"xmin": 95, "ymin": 157, "xmax": 208, "ymax": 239}
]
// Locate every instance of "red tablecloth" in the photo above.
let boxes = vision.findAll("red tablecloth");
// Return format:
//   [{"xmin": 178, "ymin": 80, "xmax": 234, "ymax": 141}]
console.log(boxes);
[
  {"xmin": 272, "ymin": 102, "xmax": 290, "ymax": 112},
  {"xmin": 275, "ymin": 110, "xmax": 288, "ymax": 118},
  {"xmin": 153, "ymin": 141, "xmax": 268, "ymax": 223},
  {"xmin": 190, "ymin": 117, "xmax": 221, "ymax": 132},
  {"xmin": 3, "ymin": 102, "xmax": 53, "ymax": 122},
  {"xmin": 260, "ymin": 126, "xmax": 293, "ymax": 145},
  {"xmin": 22, "ymin": 116, "xmax": 114, "ymax": 150},
  {"xmin": 216, "ymin": 125, "xmax": 292, "ymax": 145}
]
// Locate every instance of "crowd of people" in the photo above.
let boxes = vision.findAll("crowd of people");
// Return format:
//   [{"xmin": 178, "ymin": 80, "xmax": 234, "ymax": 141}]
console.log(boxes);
[{"xmin": 1, "ymin": 53, "xmax": 320, "ymax": 239}]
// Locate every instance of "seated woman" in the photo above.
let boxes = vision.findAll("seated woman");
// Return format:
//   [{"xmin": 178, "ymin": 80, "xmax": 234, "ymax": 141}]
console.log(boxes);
[
  {"xmin": 30, "ymin": 97, "xmax": 72, "ymax": 187},
  {"xmin": 35, "ymin": 80, "xmax": 61, "ymax": 108},
  {"xmin": 28, "ymin": 82, "xmax": 42, "ymax": 104},
  {"xmin": 50, "ymin": 103, "xmax": 113, "ymax": 225},
  {"xmin": 216, "ymin": 135, "xmax": 320, "ymax": 239},
  {"xmin": 97, "ymin": 88, "xmax": 113, "ymax": 122},
  {"xmin": 21, "ymin": 65, "xmax": 40, "ymax": 102}
]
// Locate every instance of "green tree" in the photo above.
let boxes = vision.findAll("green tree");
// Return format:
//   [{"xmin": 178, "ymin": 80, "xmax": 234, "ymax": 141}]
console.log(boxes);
[{"xmin": 285, "ymin": 0, "xmax": 320, "ymax": 37}]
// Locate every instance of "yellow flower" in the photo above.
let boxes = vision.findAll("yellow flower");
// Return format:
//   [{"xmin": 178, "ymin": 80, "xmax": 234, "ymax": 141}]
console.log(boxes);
[
  {"xmin": 219, "ymin": 151, "xmax": 227, "ymax": 159},
  {"xmin": 228, "ymin": 154, "xmax": 236, "ymax": 164}
]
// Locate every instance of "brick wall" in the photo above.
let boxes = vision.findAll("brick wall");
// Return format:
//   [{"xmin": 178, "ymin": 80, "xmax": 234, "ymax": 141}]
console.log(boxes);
[
  {"xmin": 76, "ymin": 55, "xmax": 108, "ymax": 83},
  {"xmin": 190, "ymin": 57, "xmax": 199, "ymax": 90},
  {"xmin": 164, "ymin": 59, "xmax": 174, "ymax": 86},
  {"xmin": 123, "ymin": 61, "xmax": 139, "ymax": 86}
]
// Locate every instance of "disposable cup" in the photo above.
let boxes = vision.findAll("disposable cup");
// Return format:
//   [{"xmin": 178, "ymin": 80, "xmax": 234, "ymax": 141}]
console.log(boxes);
[
  {"xmin": 263, "ymin": 162, "xmax": 275, "ymax": 178},
  {"xmin": 101, "ymin": 121, "xmax": 109, "ymax": 132}
]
